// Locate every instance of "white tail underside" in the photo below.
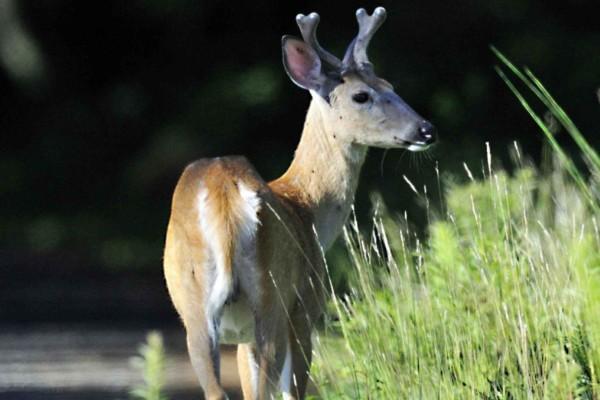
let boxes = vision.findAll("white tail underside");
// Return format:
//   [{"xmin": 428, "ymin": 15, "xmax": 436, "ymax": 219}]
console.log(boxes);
[{"xmin": 197, "ymin": 182, "xmax": 261, "ymax": 344}]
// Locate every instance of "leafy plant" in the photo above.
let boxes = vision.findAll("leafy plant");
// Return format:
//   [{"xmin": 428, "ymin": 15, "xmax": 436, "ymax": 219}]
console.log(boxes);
[{"xmin": 130, "ymin": 331, "xmax": 168, "ymax": 400}]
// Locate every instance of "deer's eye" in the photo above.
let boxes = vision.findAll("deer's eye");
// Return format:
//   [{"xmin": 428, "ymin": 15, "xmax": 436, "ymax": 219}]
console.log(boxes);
[{"xmin": 352, "ymin": 91, "xmax": 370, "ymax": 104}]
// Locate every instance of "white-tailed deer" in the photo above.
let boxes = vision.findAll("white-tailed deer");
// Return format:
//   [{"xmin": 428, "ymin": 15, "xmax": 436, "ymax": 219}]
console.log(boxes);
[{"xmin": 164, "ymin": 7, "xmax": 436, "ymax": 400}]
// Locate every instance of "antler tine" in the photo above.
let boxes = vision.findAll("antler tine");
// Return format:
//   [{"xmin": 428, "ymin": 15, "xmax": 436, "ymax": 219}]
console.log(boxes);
[
  {"xmin": 296, "ymin": 12, "xmax": 343, "ymax": 70},
  {"xmin": 344, "ymin": 7, "xmax": 387, "ymax": 68}
]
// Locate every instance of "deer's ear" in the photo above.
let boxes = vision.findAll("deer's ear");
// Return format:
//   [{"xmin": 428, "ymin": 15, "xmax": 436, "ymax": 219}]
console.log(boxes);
[{"xmin": 282, "ymin": 36, "xmax": 323, "ymax": 91}]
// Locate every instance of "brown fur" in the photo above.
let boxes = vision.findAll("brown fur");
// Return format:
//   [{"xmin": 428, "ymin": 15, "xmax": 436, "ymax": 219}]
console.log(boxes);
[{"xmin": 165, "ymin": 155, "xmax": 325, "ymax": 399}]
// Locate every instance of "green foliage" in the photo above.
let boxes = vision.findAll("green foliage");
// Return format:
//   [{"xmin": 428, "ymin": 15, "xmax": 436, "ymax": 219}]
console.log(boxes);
[
  {"xmin": 315, "ymin": 160, "xmax": 599, "ymax": 399},
  {"xmin": 130, "ymin": 331, "xmax": 168, "ymax": 400}
]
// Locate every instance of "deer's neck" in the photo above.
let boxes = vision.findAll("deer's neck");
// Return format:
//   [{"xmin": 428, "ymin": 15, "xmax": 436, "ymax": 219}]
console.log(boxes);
[{"xmin": 272, "ymin": 99, "xmax": 367, "ymax": 250}]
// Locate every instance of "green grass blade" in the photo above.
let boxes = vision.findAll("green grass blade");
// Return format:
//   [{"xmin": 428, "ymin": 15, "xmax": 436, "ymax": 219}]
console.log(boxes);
[
  {"xmin": 493, "ymin": 66, "xmax": 597, "ymax": 210},
  {"xmin": 492, "ymin": 46, "xmax": 600, "ymax": 175},
  {"xmin": 524, "ymin": 68, "xmax": 600, "ymax": 169}
]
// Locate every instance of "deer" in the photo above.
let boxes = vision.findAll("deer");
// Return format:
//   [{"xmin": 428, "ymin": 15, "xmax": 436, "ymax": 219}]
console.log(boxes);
[{"xmin": 163, "ymin": 6, "xmax": 436, "ymax": 400}]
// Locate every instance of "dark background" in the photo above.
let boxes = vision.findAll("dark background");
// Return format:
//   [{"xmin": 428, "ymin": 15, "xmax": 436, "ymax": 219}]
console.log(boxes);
[{"xmin": 1, "ymin": 0, "xmax": 599, "ymax": 325}]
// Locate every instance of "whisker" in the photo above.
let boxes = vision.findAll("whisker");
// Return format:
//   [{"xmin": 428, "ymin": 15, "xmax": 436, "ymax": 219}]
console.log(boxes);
[
  {"xmin": 409, "ymin": 152, "xmax": 421, "ymax": 171},
  {"xmin": 394, "ymin": 150, "xmax": 409, "ymax": 173},
  {"xmin": 380, "ymin": 149, "xmax": 389, "ymax": 177}
]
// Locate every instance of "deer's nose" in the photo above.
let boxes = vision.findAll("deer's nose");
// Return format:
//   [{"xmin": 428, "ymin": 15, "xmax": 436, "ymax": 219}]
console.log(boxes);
[{"xmin": 418, "ymin": 121, "xmax": 437, "ymax": 145}]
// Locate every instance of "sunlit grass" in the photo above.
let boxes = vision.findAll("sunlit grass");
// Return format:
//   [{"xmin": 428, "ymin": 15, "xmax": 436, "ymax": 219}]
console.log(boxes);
[{"xmin": 313, "ymin": 160, "xmax": 599, "ymax": 399}]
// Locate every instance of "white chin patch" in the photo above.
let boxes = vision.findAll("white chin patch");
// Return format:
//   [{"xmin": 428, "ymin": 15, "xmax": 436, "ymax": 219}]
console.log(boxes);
[{"xmin": 407, "ymin": 144, "xmax": 429, "ymax": 152}]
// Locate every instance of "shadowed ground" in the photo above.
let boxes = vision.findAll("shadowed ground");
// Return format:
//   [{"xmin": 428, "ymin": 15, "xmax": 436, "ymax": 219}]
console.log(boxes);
[{"xmin": 0, "ymin": 325, "xmax": 242, "ymax": 400}]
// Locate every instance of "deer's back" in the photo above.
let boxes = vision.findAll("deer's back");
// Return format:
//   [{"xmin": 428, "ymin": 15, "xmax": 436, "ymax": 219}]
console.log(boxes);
[{"xmin": 164, "ymin": 156, "xmax": 325, "ymax": 343}]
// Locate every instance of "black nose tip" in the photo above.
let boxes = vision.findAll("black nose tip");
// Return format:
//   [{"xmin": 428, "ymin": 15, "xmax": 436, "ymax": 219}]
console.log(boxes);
[{"xmin": 419, "ymin": 121, "xmax": 437, "ymax": 145}]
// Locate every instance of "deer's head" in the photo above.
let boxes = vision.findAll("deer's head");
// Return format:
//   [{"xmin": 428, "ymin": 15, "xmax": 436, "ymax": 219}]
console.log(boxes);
[{"xmin": 282, "ymin": 7, "xmax": 436, "ymax": 151}]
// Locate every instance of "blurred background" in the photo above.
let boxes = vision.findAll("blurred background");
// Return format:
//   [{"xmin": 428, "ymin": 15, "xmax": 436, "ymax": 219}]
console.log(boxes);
[{"xmin": 0, "ymin": 0, "xmax": 598, "ymax": 398}]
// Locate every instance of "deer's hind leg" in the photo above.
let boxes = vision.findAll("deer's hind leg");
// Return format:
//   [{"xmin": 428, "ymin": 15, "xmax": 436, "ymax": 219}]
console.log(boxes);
[
  {"xmin": 184, "ymin": 307, "xmax": 227, "ymax": 400},
  {"xmin": 164, "ymin": 238, "xmax": 228, "ymax": 399}
]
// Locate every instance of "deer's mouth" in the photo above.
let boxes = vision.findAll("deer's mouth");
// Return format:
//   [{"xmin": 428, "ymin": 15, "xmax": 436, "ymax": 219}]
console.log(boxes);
[
  {"xmin": 406, "ymin": 142, "xmax": 434, "ymax": 152},
  {"xmin": 393, "ymin": 138, "xmax": 433, "ymax": 151}
]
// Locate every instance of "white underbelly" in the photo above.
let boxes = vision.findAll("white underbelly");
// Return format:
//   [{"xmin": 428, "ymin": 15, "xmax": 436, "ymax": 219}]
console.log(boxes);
[{"xmin": 219, "ymin": 297, "xmax": 255, "ymax": 344}]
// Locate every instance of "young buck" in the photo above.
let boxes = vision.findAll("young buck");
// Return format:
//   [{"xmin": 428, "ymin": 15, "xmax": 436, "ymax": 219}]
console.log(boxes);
[{"xmin": 164, "ymin": 7, "xmax": 436, "ymax": 400}]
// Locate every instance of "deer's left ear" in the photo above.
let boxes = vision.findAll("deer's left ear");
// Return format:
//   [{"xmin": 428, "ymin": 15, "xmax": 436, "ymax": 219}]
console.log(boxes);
[{"xmin": 282, "ymin": 36, "xmax": 324, "ymax": 91}]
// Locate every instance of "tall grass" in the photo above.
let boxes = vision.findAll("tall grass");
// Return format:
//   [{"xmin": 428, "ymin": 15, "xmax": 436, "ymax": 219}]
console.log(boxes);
[{"xmin": 312, "ymin": 55, "xmax": 600, "ymax": 399}]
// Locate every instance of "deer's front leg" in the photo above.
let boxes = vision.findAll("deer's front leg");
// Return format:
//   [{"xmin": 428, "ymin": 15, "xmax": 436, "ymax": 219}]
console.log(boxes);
[
  {"xmin": 282, "ymin": 303, "xmax": 314, "ymax": 400},
  {"xmin": 254, "ymin": 307, "xmax": 289, "ymax": 400}
]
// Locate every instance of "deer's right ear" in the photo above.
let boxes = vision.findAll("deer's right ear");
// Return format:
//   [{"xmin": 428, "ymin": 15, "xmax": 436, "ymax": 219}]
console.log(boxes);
[{"xmin": 282, "ymin": 36, "xmax": 323, "ymax": 91}]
